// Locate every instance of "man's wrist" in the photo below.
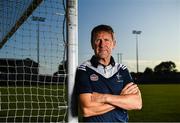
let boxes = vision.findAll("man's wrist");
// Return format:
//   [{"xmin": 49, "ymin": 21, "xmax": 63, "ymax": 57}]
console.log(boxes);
[{"xmin": 103, "ymin": 94, "xmax": 110, "ymax": 103}]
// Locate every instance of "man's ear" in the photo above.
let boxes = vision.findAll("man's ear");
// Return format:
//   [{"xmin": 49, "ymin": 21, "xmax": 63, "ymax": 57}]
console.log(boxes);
[{"xmin": 113, "ymin": 40, "xmax": 116, "ymax": 48}]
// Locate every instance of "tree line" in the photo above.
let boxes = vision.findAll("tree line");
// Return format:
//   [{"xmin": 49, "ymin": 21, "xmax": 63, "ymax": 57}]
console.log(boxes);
[
  {"xmin": 54, "ymin": 60, "xmax": 180, "ymax": 84},
  {"xmin": 131, "ymin": 61, "xmax": 180, "ymax": 84}
]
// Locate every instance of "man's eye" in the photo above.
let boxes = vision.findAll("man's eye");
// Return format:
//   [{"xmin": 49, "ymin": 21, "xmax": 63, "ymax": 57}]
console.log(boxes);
[
  {"xmin": 105, "ymin": 39, "xmax": 111, "ymax": 42},
  {"xmin": 95, "ymin": 39, "xmax": 101, "ymax": 42}
]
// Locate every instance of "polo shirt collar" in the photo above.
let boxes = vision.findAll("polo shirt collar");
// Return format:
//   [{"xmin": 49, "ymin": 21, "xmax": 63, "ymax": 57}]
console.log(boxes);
[{"xmin": 90, "ymin": 55, "xmax": 115, "ymax": 68}]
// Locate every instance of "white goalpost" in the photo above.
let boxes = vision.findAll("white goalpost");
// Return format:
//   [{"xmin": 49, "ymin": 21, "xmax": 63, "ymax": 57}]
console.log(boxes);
[{"xmin": 66, "ymin": 0, "xmax": 78, "ymax": 122}]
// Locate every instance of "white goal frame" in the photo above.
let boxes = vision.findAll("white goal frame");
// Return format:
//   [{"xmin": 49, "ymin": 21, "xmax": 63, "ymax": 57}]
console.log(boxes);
[{"xmin": 67, "ymin": 0, "xmax": 78, "ymax": 122}]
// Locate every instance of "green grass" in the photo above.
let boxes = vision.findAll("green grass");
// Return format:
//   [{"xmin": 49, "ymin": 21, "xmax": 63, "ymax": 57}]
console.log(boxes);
[
  {"xmin": 1, "ymin": 84, "xmax": 180, "ymax": 122},
  {"xmin": 0, "ymin": 85, "xmax": 67, "ymax": 122},
  {"xmin": 128, "ymin": 84, "xmax": 180, "ymax": 122}
]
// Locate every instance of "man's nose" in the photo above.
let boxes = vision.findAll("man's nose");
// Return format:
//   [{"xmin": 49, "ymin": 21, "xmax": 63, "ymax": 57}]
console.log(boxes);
[{"xmin": 99, "ymin": 40, "xmax": 106, "ymax": 47}]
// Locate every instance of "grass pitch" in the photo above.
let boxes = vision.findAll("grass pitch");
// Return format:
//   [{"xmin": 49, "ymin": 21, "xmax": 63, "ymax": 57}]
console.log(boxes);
[
  {"xmin": 0, "ymin": 85, "xmax": 67, "ymax": 122},
  {"xmin": 128, "ymin": 84, "xmax": 180, "ymax": 122},
  {"xmin": 0, "ymin": 84, "xmax": 180, "ymax": 122}
]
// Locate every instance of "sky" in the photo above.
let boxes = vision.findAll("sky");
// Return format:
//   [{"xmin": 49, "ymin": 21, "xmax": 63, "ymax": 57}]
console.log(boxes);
[
  {"xmin": 78, "ymin": 0, "xmax": 180, "ymax": 72},
  {"xmin": 0, "ymin": 0, "xmax": 180, "ymax": 74},
  {"xmin": 0, "ymin": 0, "xmax": 65, "ymax": 75}
]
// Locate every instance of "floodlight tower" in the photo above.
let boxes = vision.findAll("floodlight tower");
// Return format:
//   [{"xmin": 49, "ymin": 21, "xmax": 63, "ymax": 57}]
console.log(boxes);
[
  {"xmin": 117, "ymin": 53, "xmax": 123, "ymax": 64},
  {"xmin": 132, "ymin": 30, "xmax": 142, "ymax": 73},
  {"xmin": 32, "ymin": 16, "xmax": 46, "ymax": 65}
]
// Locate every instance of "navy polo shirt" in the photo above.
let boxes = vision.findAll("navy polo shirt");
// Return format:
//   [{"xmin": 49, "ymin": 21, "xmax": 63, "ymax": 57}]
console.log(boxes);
[{"xmin": 75, "ymin": 56, "xmax": 134, "ymax": 122}]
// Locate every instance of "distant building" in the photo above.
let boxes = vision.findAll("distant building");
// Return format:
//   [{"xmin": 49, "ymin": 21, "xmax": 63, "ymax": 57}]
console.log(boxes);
[{"xmin": 0, "ymin": 58, "xmax": 64, "ymax": 85}]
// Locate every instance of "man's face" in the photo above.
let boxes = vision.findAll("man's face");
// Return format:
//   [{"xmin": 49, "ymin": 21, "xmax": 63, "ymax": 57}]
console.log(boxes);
[{"xmin": 92, "ymin": 31, "xmax": 116, "ymax": 60}]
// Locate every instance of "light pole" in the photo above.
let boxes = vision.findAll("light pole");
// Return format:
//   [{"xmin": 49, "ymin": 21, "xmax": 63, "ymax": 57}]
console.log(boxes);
[
  {"xmin": 32, "ymin": 16, "xmax": 45, "ymax": 65},
  {"xmin": 117, "ymin": 53, "xmax": 123, "ymax": 64},
  {"xmin": 132, "ymin": 30, "xmax": 142, "ymax": 73}
]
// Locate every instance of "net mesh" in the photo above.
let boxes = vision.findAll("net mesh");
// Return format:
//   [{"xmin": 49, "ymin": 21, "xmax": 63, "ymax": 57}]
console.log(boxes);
[{"xmin": 0, "ymin": 0, "xmax": 67, "ymax": 122}]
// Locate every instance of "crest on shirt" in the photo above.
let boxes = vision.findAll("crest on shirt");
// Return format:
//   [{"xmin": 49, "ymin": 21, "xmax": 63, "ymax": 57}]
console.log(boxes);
[
  {"xmin": 90, "ymin": 74, "xmax": 99, "ymax": 81},
  {"xmin": 116, "ymin": 73, "xmax": 123, "ymax": 83}
]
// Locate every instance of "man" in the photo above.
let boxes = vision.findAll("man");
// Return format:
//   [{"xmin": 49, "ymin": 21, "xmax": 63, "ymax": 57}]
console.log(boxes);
[{"xmin": 75, "ymin": 24, "xmax": 142, "ymax": 122}]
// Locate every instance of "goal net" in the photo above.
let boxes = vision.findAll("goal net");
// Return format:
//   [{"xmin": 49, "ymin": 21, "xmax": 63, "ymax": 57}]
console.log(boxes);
[{"xmin": 0, "ymin": 0, "xmax": 67, "ymax": 122}]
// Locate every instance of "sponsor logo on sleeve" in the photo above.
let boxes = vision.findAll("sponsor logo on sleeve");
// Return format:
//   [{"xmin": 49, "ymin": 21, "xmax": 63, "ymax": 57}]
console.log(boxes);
[{"xmin": 90, "ymin": 74, "xmax": 99, "ymax": 81}]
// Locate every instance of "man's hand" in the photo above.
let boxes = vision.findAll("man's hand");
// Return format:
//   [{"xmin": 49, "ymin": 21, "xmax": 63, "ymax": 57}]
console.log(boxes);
[
  {"xmin": 90, "ymin": 82, "xmax": 142, "ymax": 110},
  {"xmin": 121, "ymin": 82, "xmax": 139, "ymax": 95},
  {"xmin": 91, "ymin": 82, "xmax": 140, "ymax": 103}
]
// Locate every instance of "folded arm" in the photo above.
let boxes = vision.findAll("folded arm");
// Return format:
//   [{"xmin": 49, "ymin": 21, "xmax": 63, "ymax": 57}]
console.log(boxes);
[
  {"xmin": 79, "ymin": 93, "xmax": 115, "ymax": 117},
  {"xmin": 79, "ymin": 82, "xmax": 142, "ymax": 117},
  {"xmin": 92, "ymin": 82, "xmax": 142, "ymax": 110}
]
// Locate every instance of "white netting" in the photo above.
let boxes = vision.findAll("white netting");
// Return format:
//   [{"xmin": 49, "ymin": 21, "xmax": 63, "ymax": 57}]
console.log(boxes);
[{"xmin": 0, "ymin": 0, "xmax": 67, "ymax": 122}]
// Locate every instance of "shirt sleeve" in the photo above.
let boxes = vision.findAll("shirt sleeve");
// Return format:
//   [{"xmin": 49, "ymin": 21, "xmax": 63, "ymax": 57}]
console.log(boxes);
[
  {"xmin": 75, "ymin": 68, "xmax": 93, "ymax": 95},
  {"xmin": 122, "ymin": 68, "xmax": 134, "ymax": 86}
]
